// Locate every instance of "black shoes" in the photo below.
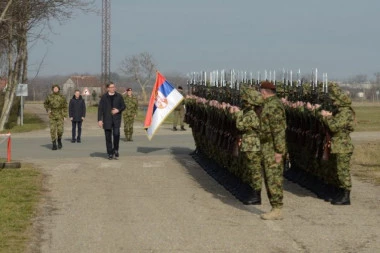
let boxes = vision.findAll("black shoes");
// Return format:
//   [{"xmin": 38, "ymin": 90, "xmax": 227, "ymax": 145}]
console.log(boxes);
[
  {"xmin": 242, "ymin": 188, "xmax": 262, "ymax": 205},
  {"xmin": 57, "ymin": 138, "xmax": 62, "ymax": 149},
  {"xmin": 331, "ymin": 189, "xmax": 351, "ymax": 205},
  {"xmin": 173, "ymin": 126, "xmax": 186, "ymax": 131},
  {"xmin": 107, "ymin": 150, "xmax": 119, "ymax": 160},
  {"xmin": 71, "ymin": 139, "xmax": 76, "ymax": 143},
  {"xmin": 76, "ymin": 138, "xmax": 81, "ymax": 143},
  {"xmin": 52, "ymin": 141, "xmax": 57, "ymax": 150}
]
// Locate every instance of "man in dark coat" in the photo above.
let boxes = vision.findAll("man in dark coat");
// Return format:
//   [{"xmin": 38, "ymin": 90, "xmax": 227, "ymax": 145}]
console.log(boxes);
[
  {"xmin": 69, "ymin": 90, "xmax": 86, "ymax": 143},
  {"xmin": 98, "ymin": 82, "xmax": 126, "ymax": 159}
]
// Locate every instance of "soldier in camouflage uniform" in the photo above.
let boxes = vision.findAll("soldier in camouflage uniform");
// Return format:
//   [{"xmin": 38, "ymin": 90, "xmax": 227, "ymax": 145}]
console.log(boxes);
[
  {"xmin": 173, "ymin": 86, "xmax": 186, "ymax": 131},
  {"xmin": 44, "ymin": 84, "xmax": 68, "ymax": 150},
  {"xmin": 318, "ymin": 83, "xmax": 354, "ymax": 205},
  {"xmin": 122, "ymin": 88, "xmax": 138, "ymax": 141},
  {"xmin": 259, "ymin": 81, "xmax": 287, "ymax": 220},
  {"xmin": 235, "ymin": 86, "xmax": 264, "ymax": 205}
]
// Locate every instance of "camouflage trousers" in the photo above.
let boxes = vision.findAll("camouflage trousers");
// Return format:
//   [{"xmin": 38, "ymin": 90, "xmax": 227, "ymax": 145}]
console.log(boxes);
[
  {"xmin": 241, "ymin": 151, "xmax": 262, "ymax": 191},
  {"xmin": 331, "ymin": 153, "xmax": 352, "ymax": 190},
  {"xmin": 261, "ymin": 142, "xmax": 284, "ymax": 209},
  {"xmin": 123, "ymin": 116, "xmax": 135, "ymax": 138},
  {"xmin": 49, "ymin": 118, "xmax": 64, "ymax": 141}
]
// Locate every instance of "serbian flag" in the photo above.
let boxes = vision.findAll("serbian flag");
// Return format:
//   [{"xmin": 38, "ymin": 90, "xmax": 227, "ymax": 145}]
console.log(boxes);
[{"xmin": 144, "ymin": 71, "xmax": 184, "ymax": 140}]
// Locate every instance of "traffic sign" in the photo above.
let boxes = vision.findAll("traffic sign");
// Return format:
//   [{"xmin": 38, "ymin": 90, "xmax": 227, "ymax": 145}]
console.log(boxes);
[
  {"xmin": 82, "ymin": 88, "xmax": 90, "ymax": 96},
  {"xmin": 16, "ymin": 83, "xmax": 28, "ymax": 96}
]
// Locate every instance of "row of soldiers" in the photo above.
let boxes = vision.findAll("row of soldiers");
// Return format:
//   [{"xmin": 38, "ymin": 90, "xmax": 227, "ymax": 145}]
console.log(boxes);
[{"xmin": 185, "ymin": 80, "xmax": 354, "ymax": 219}]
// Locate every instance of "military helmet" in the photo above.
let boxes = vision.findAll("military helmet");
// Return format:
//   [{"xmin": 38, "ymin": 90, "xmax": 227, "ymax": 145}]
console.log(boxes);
[
  {"xmin": 240, "ymin": 86, "xmax": 264, "ymax": 106},
  {"xmin": 302, "ymin": 83, "xmax": 312, "ymax": 95},
  {"xmin": 328, "ymin": 83, "xmax": 351, "ymax": 106}
]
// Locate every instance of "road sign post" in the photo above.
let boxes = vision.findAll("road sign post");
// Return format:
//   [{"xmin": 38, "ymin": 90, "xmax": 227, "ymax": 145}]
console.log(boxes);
[{"xmin": 16, "ymin": 84, "xmax": 28, "ymax": 126}]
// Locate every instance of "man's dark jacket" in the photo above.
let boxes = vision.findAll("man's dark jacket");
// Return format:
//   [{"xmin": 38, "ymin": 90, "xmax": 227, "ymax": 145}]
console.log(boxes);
[
  {"xmin": 69, "ymin": 95, "xmax": 86, "ymax": 121},
  {"xmin": 98, "ymin": 92, "xmax": 126, "ymax": 129}
]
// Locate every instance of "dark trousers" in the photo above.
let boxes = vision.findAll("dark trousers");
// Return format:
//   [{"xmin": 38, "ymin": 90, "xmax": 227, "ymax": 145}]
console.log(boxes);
[
  {"xmin": 104, "ymin": 127, "xmax": 120, "ymax": 155},
  {"xmin": 72, "ymin": 121, "xmax": 82, "ymax": 140}
]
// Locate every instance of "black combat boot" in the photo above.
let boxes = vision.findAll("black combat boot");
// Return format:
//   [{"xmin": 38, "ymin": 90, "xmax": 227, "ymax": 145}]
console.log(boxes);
[
  {"xmin": 180, "ymin": 126, "xmax": 186, "ymax": 131},
  {"xmin": 242, "ymin": 187, "xmax": 261, "ymax": 205},
  {"xmin": 331, "ymin": 189, "xmax": 350, "ymax": 205},
  {"xmin": 52, "ymin": 141, "xmax": 57, "ymax": 150},
  {"xmin": 57, "ymin": 138, "xmax": 62, "ymax": 149},
  {"xmin": 173, "ymin": 127, "xmax": 178, "ymax": 131}
]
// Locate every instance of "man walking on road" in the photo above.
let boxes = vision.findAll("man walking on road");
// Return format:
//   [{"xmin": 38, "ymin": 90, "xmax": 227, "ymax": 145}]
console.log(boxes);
[
  {"xmin": 69, "ymin": 90, "xmax": 86, "ymax": 143},
  {"xmin": 98, "ymin": 82, "xmax": 126, "ymax": 159},
  {"xmin": 44, "ymin": 84, "xmax": 68, "ymax": 150},
  {"xmin": 259, "ymin": 81, "xmax": 287, "ymax": 220}
]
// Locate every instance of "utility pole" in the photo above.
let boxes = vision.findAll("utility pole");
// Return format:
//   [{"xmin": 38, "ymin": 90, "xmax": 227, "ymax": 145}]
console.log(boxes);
[{"xmin": 101, "ymin": 0, "xmax": 111, "ymax": 90}]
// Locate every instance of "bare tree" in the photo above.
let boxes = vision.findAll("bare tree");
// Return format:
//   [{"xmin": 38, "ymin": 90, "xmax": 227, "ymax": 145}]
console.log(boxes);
[
  {"xmin": 347, "ymin": 74, "xmax": 368, "ymax": 84},
  {"xmin": 120, "ymin": 52, "xmax": 156, "ymax": 103},
  {"xmin": 0, "ymin": 0, "xmax": 94, "ymax": 131},
  {"xmin": 374, "ymin": 72, "xmax": 380, "ymax": 85}
]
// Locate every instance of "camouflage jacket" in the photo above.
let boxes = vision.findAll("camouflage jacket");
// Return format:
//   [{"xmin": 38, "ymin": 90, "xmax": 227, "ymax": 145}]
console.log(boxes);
[
  {"xmin": 44, "ymin": 93, "xmax": 68, "ymax": 120},
  {"xmin": 123, "ymin": 95, "xmax": 138, "ymax": 116},
  {"xmin": 260, "ymin": 95, "xmax": 286, "ymax": 154},
  {"xmin": 235, "ymin": 107, "xmax": 261, "ymax": 152},
  {"xmin": 322, "ymin": 106, "xmax": 354, "ymax": 154}
]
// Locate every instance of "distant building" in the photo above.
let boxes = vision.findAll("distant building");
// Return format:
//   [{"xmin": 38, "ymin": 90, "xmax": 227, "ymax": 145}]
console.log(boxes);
[
  {"xmin": 0, "ymin": 78, "xmax": 7, "ymax": 92},
  {"xmin": 62, "ymin": 76, "xmax": 103, "ymax": 103}
]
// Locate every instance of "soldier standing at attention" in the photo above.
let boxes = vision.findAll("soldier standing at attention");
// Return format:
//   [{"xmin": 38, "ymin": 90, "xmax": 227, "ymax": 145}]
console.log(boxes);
[
  {"xmin": 173, "ymin": 86, "xmax": 186, "ymax": 131},
  {"xmin": 235, "ymin": 86, "xmax": 264, "ymax": 205},
  {"xmin": 259, "ymin": 81, "xmax": 287, "ymax": 220},
  {"xmin": 44, "ymin": 84, "xmax": 68, "ymax": 150},
  {"xmin": 318, "ymin": 83, "xmax": 354, "ymax": 205},
  {"xmin": 122, "ymin": 88, "xmax": 138, "ymax": 141}
]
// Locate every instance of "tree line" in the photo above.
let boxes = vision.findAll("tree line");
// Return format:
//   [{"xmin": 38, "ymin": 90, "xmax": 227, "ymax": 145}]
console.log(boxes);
[{"xmin": 0, "ymin": 0, "xmax": 93, "ymax": 131}]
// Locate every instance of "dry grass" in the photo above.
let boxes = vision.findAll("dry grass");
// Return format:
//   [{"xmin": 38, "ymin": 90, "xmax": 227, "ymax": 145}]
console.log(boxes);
[
  {"xmin": 0, "ymin": 165, "xmax": 43, "ymax": 253},
  {"xmin": 351, "ymin": 142, "xmax": 380, "ymax": 186},
  {"xmin": 352, "ymin": 102, "xmax": 380, "ymax": 131}
]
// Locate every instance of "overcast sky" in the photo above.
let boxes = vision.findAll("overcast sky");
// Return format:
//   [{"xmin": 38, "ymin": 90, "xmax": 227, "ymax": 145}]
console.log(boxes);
[{"xmin": 28, "ymin": 0, "xmax": 380, "ymax": 80}]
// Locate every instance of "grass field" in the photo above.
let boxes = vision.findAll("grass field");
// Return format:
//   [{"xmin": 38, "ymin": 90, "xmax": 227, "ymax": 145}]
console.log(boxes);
[
  {"xmin": 351, "ymin": 142, "xmax": 380, "ymax": 185},
  {"xmin": 352, "ymin": 102, "xmax": 380, "ymax": 131},
  {"xmin": 0, "ymin": 166, "xmax": 43, "ymax": 253},
  {"xmin": 2, "ymin": 113, "xmax": 47, "ymax": 134}
]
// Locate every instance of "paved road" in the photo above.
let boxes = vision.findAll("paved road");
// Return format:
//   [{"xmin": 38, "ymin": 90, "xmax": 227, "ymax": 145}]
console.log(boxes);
[{"xmin": 13, "ymin": 104, "xmax": 380, "ymax": 252}]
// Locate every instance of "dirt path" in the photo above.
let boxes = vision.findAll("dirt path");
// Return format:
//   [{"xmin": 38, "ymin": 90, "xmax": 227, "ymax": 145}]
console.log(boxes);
[{"xmin": 16, "ymin": 103, "xmax": 380, "ymax": 253}]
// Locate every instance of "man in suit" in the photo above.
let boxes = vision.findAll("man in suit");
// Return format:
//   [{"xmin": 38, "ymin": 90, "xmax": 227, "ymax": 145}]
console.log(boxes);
[{"xmin": 98, "ymin": 82, "xmax": 126, "ymax": 159}]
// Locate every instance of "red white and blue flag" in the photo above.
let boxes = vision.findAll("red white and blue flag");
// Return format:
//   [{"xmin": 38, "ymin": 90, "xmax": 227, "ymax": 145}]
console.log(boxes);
[{"xmin": 144, "ymin": 71, "xmax": 184, "ymax": 140}]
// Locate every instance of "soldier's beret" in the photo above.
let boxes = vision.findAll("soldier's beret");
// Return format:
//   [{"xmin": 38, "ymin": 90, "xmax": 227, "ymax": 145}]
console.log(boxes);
[
  {"xmin": 241, "ymin": 86, "xmax": 264, "ymax": 106},
  {"xmin": 126, "ymin": 88, "xmax": 132, "ymax": 91},
  {"xmin": 260, "ymin": 81, "xmax": 276, "ymax": 90},
  {"xmin": 328, "ymin": 83, "xmax": 352, "ymax": 105},
  {"xmin": 178, "ymin": 86, "xmax": 183, "ymax": 90}
]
